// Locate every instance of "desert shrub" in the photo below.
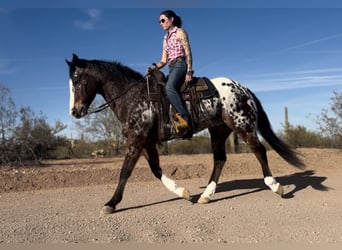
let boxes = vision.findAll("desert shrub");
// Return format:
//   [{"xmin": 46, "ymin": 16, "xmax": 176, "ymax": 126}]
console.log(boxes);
[{"xmin": 167, "ymin": 136, "xmax": 211, "ymax": 154}]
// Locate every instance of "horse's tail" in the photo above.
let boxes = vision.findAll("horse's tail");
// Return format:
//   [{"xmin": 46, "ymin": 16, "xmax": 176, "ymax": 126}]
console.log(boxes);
[{"xmin": 249, "ymin": 90, "xmax": 305, "ymax": 169}]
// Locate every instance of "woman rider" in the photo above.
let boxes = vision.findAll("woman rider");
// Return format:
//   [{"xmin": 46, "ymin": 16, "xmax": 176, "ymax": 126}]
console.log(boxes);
[{"xmin": 147, "ymin": 10, "xmax": 194, "ymax": 138}]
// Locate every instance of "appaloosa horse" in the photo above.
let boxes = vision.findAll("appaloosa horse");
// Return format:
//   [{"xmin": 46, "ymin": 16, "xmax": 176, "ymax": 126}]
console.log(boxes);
[{"xmin": 66, "ymin": 54, "xmax": 304, "ymax": 214}]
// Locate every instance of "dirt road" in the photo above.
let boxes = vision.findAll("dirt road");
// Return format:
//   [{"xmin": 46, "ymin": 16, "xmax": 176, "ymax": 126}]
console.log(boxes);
[{"xmin": 0, "ymin": 148, "xmax": 341, "ymax": 243}]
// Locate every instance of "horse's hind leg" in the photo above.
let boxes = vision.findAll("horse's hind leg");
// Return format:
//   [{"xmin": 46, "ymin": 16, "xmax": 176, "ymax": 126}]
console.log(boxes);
[
  {"xmin": 241, "ymin": 132, "xmax": 284, "ymax": 196},
  {"xmin": 198, "ymin": 125, "xmax": 231, "ymax": 204},
  {"xmin": 144, "ymin": 143, "xmax": 190, "ymax": 200}
]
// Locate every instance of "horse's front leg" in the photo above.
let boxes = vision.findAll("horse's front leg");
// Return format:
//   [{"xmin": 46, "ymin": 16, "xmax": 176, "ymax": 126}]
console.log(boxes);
[
  {"xmin": 198, "ymin": 125, "xmax": 230, "ymax": 204},
  {"xmin": 102, "ymin": 144, "xmax": 142, "ymax": 214},
  {"xmin": 198, "ymin": 160, "xmax": 225, "ymax": 204},
  {"xmin": 144, "ymin": 143, "xmax": 190, "ymax": 200}
]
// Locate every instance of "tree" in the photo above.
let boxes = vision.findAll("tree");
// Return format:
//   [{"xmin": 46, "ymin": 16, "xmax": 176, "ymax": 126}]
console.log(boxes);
[
  {"xmin": 0, "ymin": 84, "xmax": 68, "ymax": 165},
  {"xmin": 315, "ymin": 90, "xmax": 342, "ymax": 147},
  {"xmin": 15, "ymin": 107, "xmax": 67, "ymax": 161},
  {"xmin": 285, "ymin": 125, "xmax": 321, "ymax": 148},
  {"xmin": 74, "ymin": 98, "xmax": 125, "ymax": 156},
  {"xmin": 0, "ymin": 85, "xmax": 17, "ymax": 164}
]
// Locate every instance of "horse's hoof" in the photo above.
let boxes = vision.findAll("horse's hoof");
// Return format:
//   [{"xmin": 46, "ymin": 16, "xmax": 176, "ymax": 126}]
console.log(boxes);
[
  {"xmin": 181, "ymin": 188, "xmax": 190, "ymax": 200},
  {"xmin": 276, "ymin": 185, "xmax": 284, "ymax": 196},
  {"xmin": 197, "ymin": 196, "xmax": 210, "ymax": 204},
  {"xmin": 101, "ymin": 205, "xmax": 115, "ymax": 215}
]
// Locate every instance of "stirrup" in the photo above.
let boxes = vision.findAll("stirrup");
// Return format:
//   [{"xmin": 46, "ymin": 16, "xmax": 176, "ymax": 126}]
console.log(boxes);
[{"xmin": 172, "ymin": 113, "xmax": 189, "ymax": 136}]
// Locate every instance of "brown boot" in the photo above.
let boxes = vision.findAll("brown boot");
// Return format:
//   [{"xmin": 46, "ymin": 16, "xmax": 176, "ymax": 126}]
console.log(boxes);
[{"xmin": 173, "ymin": 113, "xmax": 189, "ymax": 136}]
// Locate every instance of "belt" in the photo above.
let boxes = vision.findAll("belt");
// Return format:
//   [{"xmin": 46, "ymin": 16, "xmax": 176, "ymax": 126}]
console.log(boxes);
[{"xmin": 168, "ymin": 56, "xmax": 185, "ymax": 66}]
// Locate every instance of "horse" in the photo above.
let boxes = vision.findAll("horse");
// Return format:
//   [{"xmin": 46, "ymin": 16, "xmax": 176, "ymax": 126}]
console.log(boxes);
[{"xmin": 66, "ymin": 53, "xmax": 305, "ymax": 214}]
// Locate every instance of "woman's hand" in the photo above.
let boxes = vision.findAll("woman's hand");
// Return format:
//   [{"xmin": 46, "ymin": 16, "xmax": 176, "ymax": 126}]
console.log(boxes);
[
  {"xmin": 185, "ymin": 74, "xmax": 193, "ymax": 83},
  {"xmin": 186, "ymin": 70, "xmax": 194, "ymax": 83},
  {"xmin": 146, "ymin": 67, "xmax": 153, "ymax": 75}
]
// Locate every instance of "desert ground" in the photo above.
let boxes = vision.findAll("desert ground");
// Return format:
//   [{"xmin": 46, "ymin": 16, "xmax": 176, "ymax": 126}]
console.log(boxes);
[{"xmin": 0, "ymin": 148, "xmax": 341, "ymax": 243}]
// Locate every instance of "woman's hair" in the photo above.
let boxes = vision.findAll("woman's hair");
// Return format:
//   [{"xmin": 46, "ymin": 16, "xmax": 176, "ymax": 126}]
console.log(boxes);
[{"xmin": 160, "ymin": 10, "xmax": 182, "ymax": 28}]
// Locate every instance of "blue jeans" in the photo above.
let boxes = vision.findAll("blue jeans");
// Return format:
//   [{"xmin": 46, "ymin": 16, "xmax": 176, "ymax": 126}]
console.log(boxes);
[{"xmin": 166, "ymin": 59, "xmax": 189, "ymax": 123}]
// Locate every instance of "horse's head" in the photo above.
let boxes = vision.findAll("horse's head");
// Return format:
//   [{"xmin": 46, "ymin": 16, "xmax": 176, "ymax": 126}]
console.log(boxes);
[{"xmin": 66, "ymin": 54, "xmax": 98, "ymax": 118}]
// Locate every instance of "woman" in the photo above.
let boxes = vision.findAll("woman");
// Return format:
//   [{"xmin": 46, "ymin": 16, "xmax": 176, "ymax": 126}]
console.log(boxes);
[{"xmin": 148, "ymin": 10, "xmax": 194, "ymax": 138}]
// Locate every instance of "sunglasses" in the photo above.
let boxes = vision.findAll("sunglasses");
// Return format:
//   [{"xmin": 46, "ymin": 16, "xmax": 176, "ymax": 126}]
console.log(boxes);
[{"xmin": 159, "ymin": 19, "xmax": 166, "ymax": 24}]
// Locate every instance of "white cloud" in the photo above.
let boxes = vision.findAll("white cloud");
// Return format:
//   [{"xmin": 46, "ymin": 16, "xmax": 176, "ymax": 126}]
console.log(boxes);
[
  {"xmin": 245, "ymin": 32, "xmax": 342, "ymax": 64},
  {"xmin": 74, "ymin": 9, "xmax": 102, "ymax": 31},
  {"xmin": 0, "ymin": 62, "xmax": 15, "ymax": 75},
  {"xmin": 87, "ymin": 9, "xmax": 101, "ymax": 19},
  {"xmin": 279, "ymin": 33, "xmax": 342, "ymax": 52},
  {"xmin": 0, "ymin": 8, "xmax": 10, "ymax": 15},
  {"xmin": 250, "ymin": 67, "xmax": 342, "ymax": 78},
  {"xmin": 245, "ymin": 67, "xmax": 342, "ymax": 92}
]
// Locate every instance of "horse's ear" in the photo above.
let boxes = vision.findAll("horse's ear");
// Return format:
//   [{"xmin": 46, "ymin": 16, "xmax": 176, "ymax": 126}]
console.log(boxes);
[
  {"xmin": 70, "ymin": 53, "xmax": 87, "ymax": 68},
  {"xmin": 72, "ymin": 53, "xmax": 79, "ymax": 63},
  {"xmin": 65, "ymin": 59, "xmax": 72, "ymax": 67}
]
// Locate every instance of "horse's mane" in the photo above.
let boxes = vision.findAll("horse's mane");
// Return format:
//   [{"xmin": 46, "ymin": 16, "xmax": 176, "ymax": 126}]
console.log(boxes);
[{"xmin": 86, "ymin": 59, "xmax": 144, "ymax": 82}]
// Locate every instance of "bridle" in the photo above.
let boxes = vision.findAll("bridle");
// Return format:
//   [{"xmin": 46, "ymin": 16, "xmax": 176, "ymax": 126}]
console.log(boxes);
[
  {"xmin": 72, "ymin": 63, "xmax": 161, "ymax": 116},
  {"xmin": 72, "ymin": 78, "xmax": 115, "ymax": 115}
]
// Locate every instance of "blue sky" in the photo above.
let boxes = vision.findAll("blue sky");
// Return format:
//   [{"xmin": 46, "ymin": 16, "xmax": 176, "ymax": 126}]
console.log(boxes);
[{"xmin": 1, "ymin": 2, "xmax": 342, "ymax": 137}]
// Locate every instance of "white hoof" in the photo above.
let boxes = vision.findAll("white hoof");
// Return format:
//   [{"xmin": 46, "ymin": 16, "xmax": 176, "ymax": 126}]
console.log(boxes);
[
  {"xmin": 275, "ymin": 184, "xmax": 284, "ymax": 196},
  {"xmin": 181, "ymin": 188, "xmax": 190, "ymax": 200},
  {"xmin": 197, "ymin": 181, "xmax": 217, "ymax": 204},
  {"xmin": 101, "ymin": 205, "xmax": 115, "ymax": 215},
  {"xmin": 198, "ymin": 196, "xmax": 211, "ymax": 204},
  {"xmin": 264, "ymin": 176, "xmax": 284, "ymax": 196}
]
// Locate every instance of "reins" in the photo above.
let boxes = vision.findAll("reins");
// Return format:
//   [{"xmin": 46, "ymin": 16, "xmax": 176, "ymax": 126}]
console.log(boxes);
[
  {"xmin": 88, "ymin": 100, "xmax": 114, "ymax": 114},
  {"xmin": 145, "ymin": 74, "xmax": 152, "ymax": 100},
  {"xmin": 87, "ymin": 76, "xmax": 150, "ymax": 115}
]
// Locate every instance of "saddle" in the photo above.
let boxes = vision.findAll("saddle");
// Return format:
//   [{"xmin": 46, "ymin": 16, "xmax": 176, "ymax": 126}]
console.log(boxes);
[
  {"xmin": 148, "ymin": 71, "xmax": 219, "ymax": 141},
  {"xmin": 181, "ymin": 77, "xmax": 219, "ymax": 101}
]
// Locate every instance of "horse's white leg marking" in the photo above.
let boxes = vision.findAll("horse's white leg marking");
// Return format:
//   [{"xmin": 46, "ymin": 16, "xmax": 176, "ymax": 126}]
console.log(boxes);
[
  {"xmin": 198, "ymin": 181, "xmax": 217, "ymax": 204},
  {"xmin": 161, "ymin": 175, "xmax": 190, "ymax": 200},
  {"xmin": 264, "ymin": 176, "xmax": 284, "ymax": 196},
  {"xmin": 69, "ymin": 79, "xmax": 75, "ymax": 115}
]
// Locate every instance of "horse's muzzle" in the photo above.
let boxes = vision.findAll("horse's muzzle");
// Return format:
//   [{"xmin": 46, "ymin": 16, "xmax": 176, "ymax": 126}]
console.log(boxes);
[{"xmin": 71, "ymin": 105, "xmax": 88, "ymax": 118}]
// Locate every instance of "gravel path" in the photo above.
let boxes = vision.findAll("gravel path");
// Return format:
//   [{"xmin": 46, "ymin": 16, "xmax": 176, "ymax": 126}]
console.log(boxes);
[{"xmin": 1, "ymin": 170, "xmax": 341, "ymax": 243}]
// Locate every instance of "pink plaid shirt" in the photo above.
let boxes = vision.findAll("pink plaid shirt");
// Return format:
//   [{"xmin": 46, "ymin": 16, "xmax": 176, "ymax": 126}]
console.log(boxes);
[{"xmin": 163, "ymin": 26, "xmax": 185, "ymax": 62}]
